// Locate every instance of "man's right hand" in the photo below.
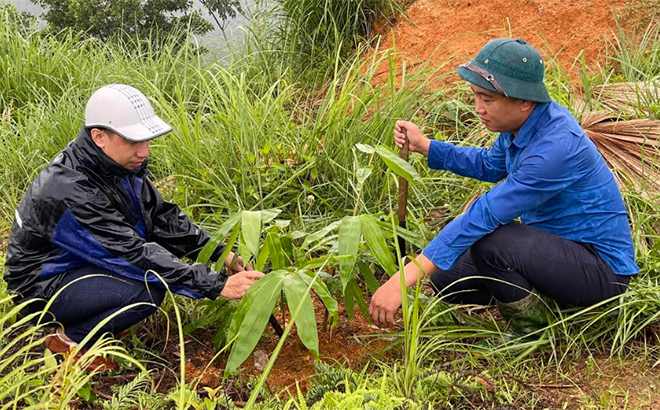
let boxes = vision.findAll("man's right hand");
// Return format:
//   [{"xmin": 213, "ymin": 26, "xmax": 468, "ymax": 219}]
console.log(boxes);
[
  {"xmin": 220, "ymin": 270, "xmax": 265, "ymax": 299},
  {"xmin": 394, "ymin": 120, "xmax": 431, "ymax": 157}
]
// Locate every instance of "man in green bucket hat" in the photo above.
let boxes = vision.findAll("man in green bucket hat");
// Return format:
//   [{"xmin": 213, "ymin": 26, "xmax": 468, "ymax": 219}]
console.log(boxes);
[{"xmin": 369, "ymin": 38, "xmax": 638, "ymax": 337}]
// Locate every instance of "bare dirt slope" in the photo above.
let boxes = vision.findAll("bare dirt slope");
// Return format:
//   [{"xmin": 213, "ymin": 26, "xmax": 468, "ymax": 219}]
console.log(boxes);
[{"xmin": 373, "ymin": 0, "xmax": 642, "ymax": 82}]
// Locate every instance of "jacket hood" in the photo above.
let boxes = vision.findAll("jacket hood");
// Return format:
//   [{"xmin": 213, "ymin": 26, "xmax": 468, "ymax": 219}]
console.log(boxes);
[{"xmin": 70, "ymin": 129, "xmax": 149, "ymax": 178}]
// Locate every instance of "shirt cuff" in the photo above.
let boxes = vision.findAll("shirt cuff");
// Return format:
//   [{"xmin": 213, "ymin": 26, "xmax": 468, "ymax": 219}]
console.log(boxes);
[
  {"xmin": 427, "ymin": 139, "xmax": 453, "ymax": 170},
  {"xmin": 202, "ymin": 271, "xmax": 228, "ymax": 300}
]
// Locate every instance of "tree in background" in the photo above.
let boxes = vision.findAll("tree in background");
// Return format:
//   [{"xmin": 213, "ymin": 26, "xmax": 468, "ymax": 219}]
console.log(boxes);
[
  {"xmin": 199, "ymin": 0, "xmax": 244, "ymax": 41},
  {"xmin": 35, "ymin": 0, "xmax": 214, "ymax": 48},
  {"xmin": 0, "ymin": 3, "xmax": 37, "ymax": 37}
]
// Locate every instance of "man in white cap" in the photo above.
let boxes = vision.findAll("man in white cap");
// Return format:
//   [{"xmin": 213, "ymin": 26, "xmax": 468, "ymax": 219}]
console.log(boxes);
[{"xmin": 5, "ymin": 84, "xmax": 264, "ymax": 371}]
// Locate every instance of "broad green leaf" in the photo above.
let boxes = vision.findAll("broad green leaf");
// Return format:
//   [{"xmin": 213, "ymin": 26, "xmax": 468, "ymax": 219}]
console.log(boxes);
[
  {"xmin": 274, "ymin": 219, "xmax": 291, "ymax": 229},
  {"xmin": 280, "ymin": 235, "xmax": 297, "ymax": 266},
  {"xmin": 77, "ymin": 382, "xmax": 93, "ymax": 402},
  {"xmin": 197, "ymin": 213, "xmax": 241, "ymax": 263},
  {"xmin": 355, "ymin": 143, "xmax": 375, "ymax": 154},
  {"xmin": 356, "ymin": 166, "xmax": 373, "ymax": 185},
  {"xmin": 283, "ymin": 272, "xmax": 319, "ymax": 357},
  {"xmin": 300, "ymin": 271, "xmax": 338, "ymax": 327},
  {"xmin": 227, "ymin": 269, "xmax": 287, "ymax": 340},
  {"xmin": 374, "ymin": 219, "xmax": 426, "ymax": 250},
  {"xmin": 241, "ymin": 211, "xmax": 262, "ymax": 259},
  {"xmin": 226, "ymin": 270, "xmax": 287, "ymax": 374},
  {"xmin": 375, "ymin": 145, "xmax": 423, "ymax": 184},
  {"xmin": 348, "ymin": 279, "xmax": 370, "ymax": 319},
  {"xmin": 360, "ymin": 214, "xmax": 397, "ymax": 276},
  {"xmin": 266, "ymin": 233, "xmax": 285, "ymax": 270},
  {"xmin": 301, "ymin": 220, "xmax": 341, "ymax": 249},
  {"xmin": 213, "ymin": 221, "xmax": 241, "ymax": 272},
  {"xmin": 260, "ymin": 209, "xmax": 282, "ymax": 224},
  {"xmin": 255, "ymin": 240, "xmax": 270, "ymax": 272},
  {"xmin": 302, "ymin": 255, "xmax": 332, "ymax": 270},
  {"xmin": 338, "ymin": 216, "xmax": 361, "ymax": 292},
  {"xmin": 357, "ymin": 261, "xmax": 380, "ymax": 294},
  {"xmin": 43, "ymin": 349, "xmax": 57, "ymax": 369}
]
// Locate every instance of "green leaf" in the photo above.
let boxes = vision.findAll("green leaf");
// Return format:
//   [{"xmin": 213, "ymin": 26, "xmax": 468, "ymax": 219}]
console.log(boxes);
[
  {"xmin": 213, "ymin": 221, "xmax": 241, "ymax": 272},
  {"xmin": 283, "ymin": 272, "xmax": 319, "ymax": 357},
  {"xmin": 300, "ymin": 271, "xmax": 338, "ymax": 327},
  {"xmin": 255, "ymin": 240, "xmax": 270, "ymax": 272},
  {"xmin": 301, "ymin": 220, "xmax": 341, "ymax": 249},
  {"xmin": 77, "ymin": 382, "xmax": 94, "ymax": 402},
  {"xmin": 198, "ymin": 212, "xmax": 241, "ymax": 263},
  {"xmin": 357, "ymin": 261, "xmax": 380, "ymax": 294},
  {"xmin": 355, "ymin": 143, "xmax": 375, "ymax": 154},
  {"xmin": 260, "ymin": 209, "xmax": 282, "ymax": 224},
  {"xmin": 226, "ymin": 270, "xmax": 287, "ymax": 374},
  {"xmin": 375, "ymin": 145, "xmax": 423, "ymax": 184},
  {"xmin": 241, "ymin": 211, "xmax": 262, "ymax": 259},
  {"xmin": 360, "ymin": 214, "xmax": 397, "ymax": 276},
  {"xmin": 344, "ymin": 283, "xmax": 355, "ymax": 319},
  {"xmin": 338, "ymin": 216, "xmax": 362, "ymax": 292},
  {"xmin": 266, "ymin": 233, "xmax": 286, "ymax": 270},
  {"xmin": 302, "ymin": 255, "xmax": 333, "ymax": 270},
  {"xmin": 43, "ymin": 349, "xmax": 57, "ymax": 369},
  {"xmin": 274, "ymin": 219, "xmax": 291, "ymax": 229},
  {"xmin": 348, "ymin": 279, "xmax": 370, "ymax": 319},
  {"xmin": 356, "ymin": 166, "xmax": 373, "ymax": 185},
  {"xmin": 280, "ymin": 235, "xmax": 297, "ymax": 266}
]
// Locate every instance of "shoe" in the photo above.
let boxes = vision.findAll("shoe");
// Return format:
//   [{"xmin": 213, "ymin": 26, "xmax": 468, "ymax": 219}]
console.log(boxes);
[
  {"xmin": 496, "ymin": 290, "xmax": 549, "ymax": 338},
  {"xmin": 44, "ymin": 328, "xmax": 119, "ymax": 372}
]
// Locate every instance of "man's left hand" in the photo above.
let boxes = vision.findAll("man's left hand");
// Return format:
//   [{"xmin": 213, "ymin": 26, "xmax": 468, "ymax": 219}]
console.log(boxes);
[{"xmin": 224, "ymin": 251, "xmax": 253, "ymax": 275}]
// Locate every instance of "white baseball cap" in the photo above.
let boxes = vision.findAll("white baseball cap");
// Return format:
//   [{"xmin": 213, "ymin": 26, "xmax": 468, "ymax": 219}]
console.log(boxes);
[{"xmin": 85, "ymin": 84, "xmax": 172, "ymax": 142}]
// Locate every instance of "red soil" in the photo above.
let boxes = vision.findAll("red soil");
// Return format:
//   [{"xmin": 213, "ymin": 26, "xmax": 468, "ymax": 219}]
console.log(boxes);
[
  {"xmin": 371, "ymin": 0, "xmax": 643, "ymax": 83},
  {"xmin": 181, "ymin": 296, "xmax": 391, "ymax": 395}
]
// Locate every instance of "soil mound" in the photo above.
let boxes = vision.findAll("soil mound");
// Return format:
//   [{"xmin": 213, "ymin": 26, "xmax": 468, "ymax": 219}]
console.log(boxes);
[{"xmin": 373, "ymin": 0, "xmax": 640, "ymax": 82}]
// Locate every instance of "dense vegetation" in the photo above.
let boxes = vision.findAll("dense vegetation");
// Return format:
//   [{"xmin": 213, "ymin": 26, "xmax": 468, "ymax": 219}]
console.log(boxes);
[{"xmin": 1, "ymin": 2, "xmax": 660, "ymax": 409}]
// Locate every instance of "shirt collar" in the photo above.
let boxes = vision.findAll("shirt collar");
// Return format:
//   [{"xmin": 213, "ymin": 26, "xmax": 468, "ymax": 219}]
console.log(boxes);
[{"xmin": 509, "ymin": 102, "xmax": 551, "ymax": 148}]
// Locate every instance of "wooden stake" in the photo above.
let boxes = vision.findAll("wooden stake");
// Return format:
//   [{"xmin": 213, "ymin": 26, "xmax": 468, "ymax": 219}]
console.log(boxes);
[{"xmin": 397, "ymin": 128, "xmax": 410, "ymax": 257}]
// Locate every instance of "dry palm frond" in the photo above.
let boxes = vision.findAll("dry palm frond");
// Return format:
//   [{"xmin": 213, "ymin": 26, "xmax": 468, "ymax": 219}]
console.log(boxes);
[
  {"xmin": 581, "ymin": 111, "xmax": 660, "ymax": 198},
  {"xmin": 593, "ymin": 81, "xmax": 660, "ymax": 117}
]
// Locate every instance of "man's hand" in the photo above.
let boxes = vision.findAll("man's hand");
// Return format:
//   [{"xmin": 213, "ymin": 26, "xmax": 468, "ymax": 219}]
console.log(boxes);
[
  {"xmin": 369, "ymin": 280, "xmax": 403, "ymax": 327},
  {"xmin": 224, "ymin": 251, "xmax": 253, "ymax": 275},
  {"xmin": 220, "ymin": 270, "xmax": 264, "ymax": 299},
  {"xmin": 369, "ymin": 255, "xmax": 439, "ymax": 327},
  {"xmin": 394, "ymin": 121, "xmax": 431, "ymax": 157}
]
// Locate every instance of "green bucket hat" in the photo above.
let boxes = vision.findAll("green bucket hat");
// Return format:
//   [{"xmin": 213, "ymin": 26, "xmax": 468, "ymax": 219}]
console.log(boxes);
[{"xmin": 457, "ymin": 38, "xmax": 551, "ymax": 103}]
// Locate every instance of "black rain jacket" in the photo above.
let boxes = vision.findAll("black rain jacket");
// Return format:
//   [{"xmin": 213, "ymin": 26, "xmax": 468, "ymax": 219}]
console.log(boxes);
[{"xmin": 4, "ymin": 129, "xmax": 227, "ymax": 303}]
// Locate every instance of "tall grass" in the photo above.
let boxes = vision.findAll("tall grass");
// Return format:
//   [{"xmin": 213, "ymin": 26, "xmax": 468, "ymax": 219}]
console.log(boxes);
[
  {"xmin": 3, "ymin": 4, "xmax": 660, "ymax": 409},
  {"xmin": 0, "ymin": 12, "xmax": 469, "ymax": 233}
]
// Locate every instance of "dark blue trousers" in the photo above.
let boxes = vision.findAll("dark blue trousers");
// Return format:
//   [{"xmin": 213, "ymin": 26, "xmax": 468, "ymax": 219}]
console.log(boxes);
[
  {"xmin": 430, "ymin": 223, "xmax": 631, "ymax": 306},
  {"xmin": 37, "ymin": 267, "xmax": 166, "ymax": 346}
]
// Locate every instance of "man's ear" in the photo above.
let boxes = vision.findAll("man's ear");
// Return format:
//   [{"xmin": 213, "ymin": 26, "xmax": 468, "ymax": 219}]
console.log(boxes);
[
  {"xmin": 90, "ymin": 128, "xmax": 106, "ymax": 149},
  {"xmin": 520, "ymin": 100, "xmax": 536, "ymax": 114}
]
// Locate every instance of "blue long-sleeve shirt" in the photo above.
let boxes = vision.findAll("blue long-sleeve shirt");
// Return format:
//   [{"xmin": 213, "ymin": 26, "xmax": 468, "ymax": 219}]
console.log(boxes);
[{"xmin": 423, "ymin": 101, "xmax": 638, "ymax": 275}]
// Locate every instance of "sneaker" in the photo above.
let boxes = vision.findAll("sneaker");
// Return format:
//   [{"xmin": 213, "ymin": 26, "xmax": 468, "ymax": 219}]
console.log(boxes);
[{"xmin": 44, "ymin": 328, "xmax": 119, "ymax": 372}]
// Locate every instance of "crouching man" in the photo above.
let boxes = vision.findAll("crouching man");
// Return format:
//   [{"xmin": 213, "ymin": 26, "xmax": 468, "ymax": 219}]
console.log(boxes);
[
  {"xmin": 369, "ymin": 39, "xmax": 637, "ymax": 335},
  {"xmin": 5, "ymin": 84, "xmax": 263, "ymax": 371}
]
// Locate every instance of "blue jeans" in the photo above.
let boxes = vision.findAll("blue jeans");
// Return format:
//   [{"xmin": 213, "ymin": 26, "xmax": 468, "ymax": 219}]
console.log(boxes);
[{"xmin": 37, "ymin": 267, "xmax": 166, "ymax": 346}]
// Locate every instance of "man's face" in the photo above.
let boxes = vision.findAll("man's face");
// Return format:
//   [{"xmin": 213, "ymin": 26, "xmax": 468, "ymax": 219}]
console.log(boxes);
[
  {"xmin": 469, "ymin": 84, "xmax": 534, "ymax": 134},
  {"xmin": 91, "ymin": 129, "xmax": 150, "ymax": 170}
]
